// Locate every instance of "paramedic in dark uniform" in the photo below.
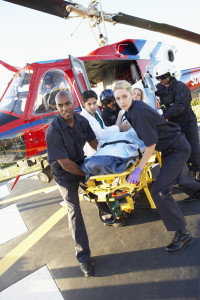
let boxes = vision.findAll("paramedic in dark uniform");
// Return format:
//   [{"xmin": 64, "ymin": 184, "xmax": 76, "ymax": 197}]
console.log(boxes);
[
  {"xmin": 113, "ymin": 80, "xmax": 200, "ymax": 253},
  {"xmin": 45, "ymin": 90, "xmax": 98, "ymax": 277},
  {"xmin": 154, "ymin": 61, "xmax": 200, "ymax": 181},
  {"xmin": 100, "ymin": 89, "xmax": 121, "ymax": 126}
]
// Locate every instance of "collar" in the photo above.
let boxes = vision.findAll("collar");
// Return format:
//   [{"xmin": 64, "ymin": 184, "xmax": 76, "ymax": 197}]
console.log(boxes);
[
  {"xmin": 128, "ymin": 100, "xmax": 135, "ymax": 111},
  {"xmin": 57, "ymin": 112, "xmax": 82, "ymax": 130},
  {"xmin": 81, "ymin": 107, "xmax": 96, "ymax": 117},
  {"xmin": 124, "ymin": 100, "xmax": 135, "ymax": 117},
  {"xmin": 82, "ymin": 107, "xmax": 100, "ymax": 119},
  {"xmin": 169, "ymin": 77, "xmax": 176, "ymax": 88}
]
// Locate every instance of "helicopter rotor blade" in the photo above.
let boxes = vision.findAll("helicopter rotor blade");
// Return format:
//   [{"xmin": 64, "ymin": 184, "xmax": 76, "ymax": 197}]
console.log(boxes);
[
  {"xmin": 3, "ymin": 0, "xmax": 75, "ymax": 18},
  {"xmin": 112, "ymin": 13, "xmax": 200, "ymax": 45},
  {"xmin": 3, "ymin": 0, "xmax": 200, "ymax": 44}
]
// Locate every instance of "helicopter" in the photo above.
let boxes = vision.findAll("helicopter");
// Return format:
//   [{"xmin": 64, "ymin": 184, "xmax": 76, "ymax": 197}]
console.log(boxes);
[{"xmin": 0, "ymin": 0, "xmax": 200, "ymax": 188}]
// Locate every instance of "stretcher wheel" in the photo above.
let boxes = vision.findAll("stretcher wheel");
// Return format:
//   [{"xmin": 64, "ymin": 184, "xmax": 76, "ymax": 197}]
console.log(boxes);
[{"xmin": 121, "ymin": 210, "xmax": 132, "ymax": 219}]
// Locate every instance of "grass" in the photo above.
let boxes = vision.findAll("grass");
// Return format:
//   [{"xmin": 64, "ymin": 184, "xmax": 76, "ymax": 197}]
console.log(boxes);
[
  {"xmin": 192, "ymin": 105, "xmax": 200, "ymax": 123},
  {"xmin": 0, "ymin": 162, "xmax": 45, "ymax": 183}
]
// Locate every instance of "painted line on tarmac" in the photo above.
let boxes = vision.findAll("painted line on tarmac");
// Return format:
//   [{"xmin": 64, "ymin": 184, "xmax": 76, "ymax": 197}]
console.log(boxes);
[
  {"xmin": 0, "ymin": 206, "xmax": 67, "ymax": 276},
  {"xmin": 0, "ymin": 186, "xmax": 58, "ymax": 205}
]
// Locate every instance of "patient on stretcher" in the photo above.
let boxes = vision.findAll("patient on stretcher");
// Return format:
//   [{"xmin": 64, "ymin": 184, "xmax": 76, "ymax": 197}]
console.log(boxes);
[{"xmin": 81, "ymin": 128, "xmax": 146, "ymax": 181}]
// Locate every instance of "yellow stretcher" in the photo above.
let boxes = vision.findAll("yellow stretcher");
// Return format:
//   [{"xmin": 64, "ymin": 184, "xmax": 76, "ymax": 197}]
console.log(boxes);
[{"xmin": 83, "ymin": 151, "xmax": 161, "ymax": 223}]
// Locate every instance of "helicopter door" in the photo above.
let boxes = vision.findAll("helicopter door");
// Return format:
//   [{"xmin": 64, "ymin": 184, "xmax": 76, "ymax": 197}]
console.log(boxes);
[
  {"xmin": 69, "ymin": 55, "xmax": 91, "ymax": 95},
  {"xmin": 143, "ymin": 73, "xmax": 157, "ymax": 109}
]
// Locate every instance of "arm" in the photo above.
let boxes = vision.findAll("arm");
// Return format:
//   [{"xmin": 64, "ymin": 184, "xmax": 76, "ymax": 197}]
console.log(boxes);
[
  {"xmin": 116, "ymin": 110, "xmax": 131, "ymax": 131},
  {"xmin": 163, "ymin": 84, "xmax": 191, "ymax": 119},
  {"xmin": 119, "ymin": 121, "xmax": 131, "ymax": 132},
  {"xmin": 94, "ymin": 121, "xmax": 119, "ymax": 140},
  {"xmin": 138, "ymin": 144, "xmax": 156, "ymax": 169},
  {"xmin": 115, "ymin": 110, "xmax": 123, "ymax": 126},
  {"xmin": 128, "ymin": 144, "xmax": 156, "ymax": 184},
  {"xmin": 57, "ymin": 158, "xmax": 85, "ymax": 176},
  {"xmin": 88, "ymin": 138, "xmax": 98, "ymax": 151},
  {"xmin": 81, "ymin": 109, "xmax": 119, "ymax": 140}
]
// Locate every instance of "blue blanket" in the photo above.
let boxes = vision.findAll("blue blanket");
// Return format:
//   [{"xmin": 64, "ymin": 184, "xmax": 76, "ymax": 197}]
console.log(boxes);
[{"xmin": 81, "ymin": 129, "xmax": 145, "ymax": 181}]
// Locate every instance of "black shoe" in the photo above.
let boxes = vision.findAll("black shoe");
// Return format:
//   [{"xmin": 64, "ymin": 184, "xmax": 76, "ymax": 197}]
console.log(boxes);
[
  {"xmin": 166, "ymin": 230, "xmax": 194, "ymax": 253},
  {"xmin": 104, "ymin": 218, "xmax": 126, "ymax": 227},
  {"xmin": 184, "ymin": 189, "xmax": 200, "ymax": 202},
  {"xmin": 80, "ymin": 261, "xmax": 94, "ymax": 277}
]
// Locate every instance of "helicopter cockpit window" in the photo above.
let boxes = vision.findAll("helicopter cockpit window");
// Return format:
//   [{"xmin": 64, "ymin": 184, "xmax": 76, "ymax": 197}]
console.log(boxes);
[
  {"xmin": 34, "ymin": 70, "xmax": 69, "ymax": 114},
  {"xmin": 0, "ymin": 70, "xmax": 32, "ymax": 116}
]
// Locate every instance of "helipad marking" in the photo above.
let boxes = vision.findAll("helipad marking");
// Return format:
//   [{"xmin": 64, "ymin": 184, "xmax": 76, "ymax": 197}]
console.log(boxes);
[
  {"xmin": 0, "ymin": 184, "xmax": 10, "ymax": 198},
  {"xmin": 0, "ymin": 265, "xmax": 64, "ymax": 300},
  {"xmin": 0, "ymin": 185, "xmax": 58, "ymax": 205},
  {"xmin": 0, "ymin": 206, "xmax": 67, "ymax": 276},
  {"xmin": 0, "ymin": 204, "xmax": 28, "ymax": 245}
]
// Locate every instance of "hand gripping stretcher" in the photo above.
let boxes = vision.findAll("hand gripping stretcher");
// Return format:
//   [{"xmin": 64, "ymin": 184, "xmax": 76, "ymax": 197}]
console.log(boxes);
[{"xmin": 82, "ymin": 151, "xmax": 162, "ymax": 224}]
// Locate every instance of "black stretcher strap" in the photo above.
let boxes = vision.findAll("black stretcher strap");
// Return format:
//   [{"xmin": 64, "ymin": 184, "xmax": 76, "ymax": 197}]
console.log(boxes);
[{"xmin": 100, "ymin": 140, "xmax": 133, "ymax": 148}]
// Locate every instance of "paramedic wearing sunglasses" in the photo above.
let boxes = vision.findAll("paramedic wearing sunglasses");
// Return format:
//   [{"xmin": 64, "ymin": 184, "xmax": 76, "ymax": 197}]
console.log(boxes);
[
  {"xmin": 113, "ymin": 80, "xmax": 200, "ymax": 253},
  {"xmin": 154, "ymin": 61, "xmax": 200, "ymax": 182}
]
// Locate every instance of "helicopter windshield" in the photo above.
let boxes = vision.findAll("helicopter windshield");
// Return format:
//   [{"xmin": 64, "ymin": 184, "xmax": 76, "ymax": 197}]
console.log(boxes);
[
  {"xmin": 0, "ymin": 70, "xmax": 32, "ymax": 115},
  {"xmin": 34, "ymin": 69, "xmax": 70, "ymax": 114}
]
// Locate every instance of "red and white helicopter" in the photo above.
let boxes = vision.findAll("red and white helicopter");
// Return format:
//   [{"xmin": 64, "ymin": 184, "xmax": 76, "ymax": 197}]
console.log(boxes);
[{"xmin": 0, "ymin": 0, "xmax": 200, "ymax": 188}]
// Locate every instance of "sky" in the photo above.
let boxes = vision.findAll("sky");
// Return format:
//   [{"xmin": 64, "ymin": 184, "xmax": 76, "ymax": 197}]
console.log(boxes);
[{"xmin": 0, "ymin": 0, "xmax": 200, "ymax": 97}]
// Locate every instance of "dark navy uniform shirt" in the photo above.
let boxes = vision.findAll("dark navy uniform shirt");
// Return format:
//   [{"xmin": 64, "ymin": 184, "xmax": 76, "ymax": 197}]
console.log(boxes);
[
  {"xmin": 101, "ymin": 105, "xmax": 120, "ymax": 126},
  {"xmin": 156, "ymin": 78, "xmax": 195, "ymax": 127},
  {"xmin": 125, "ymin": 100, "xmax": 182, "ymax": 151},
  {"xmin": 45, "ymin": 113, "xmax": 96, "ymax": 182}
]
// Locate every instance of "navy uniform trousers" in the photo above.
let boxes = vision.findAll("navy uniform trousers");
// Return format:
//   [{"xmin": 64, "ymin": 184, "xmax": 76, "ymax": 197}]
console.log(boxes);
[
  {"xmin": 151, "ymin": 134, "xmax": 200, "ymax": 231},
  {"xmin": 181, "ymin": 116, "xmax": 200, "ymax": 171},
  {"xmin": 57, "ymin": 179, "xmax": 90, "ymax": 264}
]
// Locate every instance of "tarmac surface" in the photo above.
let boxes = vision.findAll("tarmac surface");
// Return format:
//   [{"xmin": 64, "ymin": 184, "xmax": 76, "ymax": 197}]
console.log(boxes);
[{"xmin": 0, "ymin": 168, "xmax": 200, "ymax": 300}]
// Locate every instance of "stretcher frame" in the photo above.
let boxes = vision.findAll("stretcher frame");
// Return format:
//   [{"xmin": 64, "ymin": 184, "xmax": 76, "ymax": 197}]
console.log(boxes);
[{"xmin": 84, "ymin": 151, "xmax": 161, "ymax": 222}]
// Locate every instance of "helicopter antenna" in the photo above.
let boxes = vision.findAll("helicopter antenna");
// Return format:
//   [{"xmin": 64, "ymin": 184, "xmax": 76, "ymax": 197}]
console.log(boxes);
[
  {"xmin": 70, "ymin": 17, "xmax": 84, "ymax": 38},
  {"xmin": 99, "ymin": 1, "xmax": 108, "ymax": 41},
  {"xmin": 66, "ymin": 0, "xmax": 110, "ymax": 47},
  {"xmin": 87, "ymin": 18, "xmax": 99, "ymax": 44}
]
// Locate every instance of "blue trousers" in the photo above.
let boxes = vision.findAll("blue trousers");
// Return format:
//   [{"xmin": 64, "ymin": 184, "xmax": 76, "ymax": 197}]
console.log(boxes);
[
  {"xmin": 57, "ymin": 179, "xmax": 90, "ymax": 263},
  {"xmin": 152, "ymin": 134, "xmax": 200, "ymax": 231},
  {"xmin": 181, "ymin": 116, "xmax": 200, "ymax": 171}
]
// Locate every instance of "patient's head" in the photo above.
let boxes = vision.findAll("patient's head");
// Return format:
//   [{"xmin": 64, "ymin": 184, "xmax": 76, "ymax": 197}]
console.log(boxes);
[
  {"xmin": 132, "ymin": 88, "xmax": 143, "ymax": 101},
  {"xmin": 81, "ymin": 90, "xmax": 98, "ymax": 116}
]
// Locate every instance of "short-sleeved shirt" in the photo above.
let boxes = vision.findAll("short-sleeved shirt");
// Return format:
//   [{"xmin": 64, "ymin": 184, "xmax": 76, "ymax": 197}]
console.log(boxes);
[
  {"xmin": 125, "ymin": 100, "xmax": 182, "ymax": 151},
  {"xmin": 101, "ymin": 105, "xmax": 120, "ymax": 126},
  {"xmin": 45, "ymin": 113, "xmax": 96, "ymax": 182}
]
